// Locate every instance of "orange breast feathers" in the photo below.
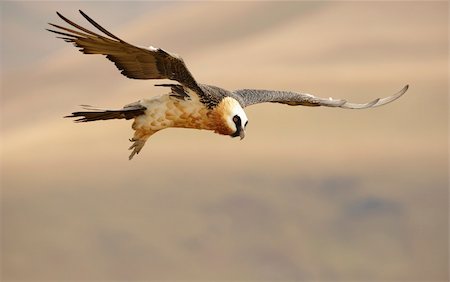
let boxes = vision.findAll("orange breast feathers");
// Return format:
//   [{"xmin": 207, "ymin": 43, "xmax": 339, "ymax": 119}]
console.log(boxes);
[{"xmin": 133, "ymin": 95, "xmax": 234, "ymax": 135}]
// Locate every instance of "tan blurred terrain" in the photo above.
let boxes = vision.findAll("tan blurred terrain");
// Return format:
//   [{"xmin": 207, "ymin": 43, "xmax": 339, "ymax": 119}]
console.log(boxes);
[{"xmin": 1, "ymin": 2, "xmax": 448, "ymax": 281}]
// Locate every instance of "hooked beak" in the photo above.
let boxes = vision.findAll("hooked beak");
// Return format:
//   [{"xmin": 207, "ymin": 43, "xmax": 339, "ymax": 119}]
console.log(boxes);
[{"xmin": 239, "ymin": 129, "xmax": 246, "ymax": 140}]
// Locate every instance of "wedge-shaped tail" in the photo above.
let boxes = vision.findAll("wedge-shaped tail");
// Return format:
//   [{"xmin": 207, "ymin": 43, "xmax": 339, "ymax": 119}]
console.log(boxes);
[{"xmin": 65, "ymin": 104, "xmax": 146, "ymax": 122}]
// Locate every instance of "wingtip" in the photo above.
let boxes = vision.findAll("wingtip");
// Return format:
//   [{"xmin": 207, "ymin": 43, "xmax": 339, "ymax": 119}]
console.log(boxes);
[
  {"xmin": 55, "ymin": 11, "xmax": 72, "ymax": 23},
  {"xmin": 79, "ymin": 10, "xmax": 91, "ymax": 21},
  {"xmin": 396, "ymin": 84, "xmax": 409, "ymax": 97},
  {"xmin": 47, "ymin": 23, "xmax": 59, "ymax": 30},
  {"xmin": 369, "ymin": 84, "xmax": 409, "ymax": 108},
  {"xmin": 403, "ymin": 84, "xmax": 409, "ymax": 93}
]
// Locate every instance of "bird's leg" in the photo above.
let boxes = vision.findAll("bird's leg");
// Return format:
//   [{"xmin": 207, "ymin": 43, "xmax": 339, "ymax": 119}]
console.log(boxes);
[{"xmin": 128, "ymin": 129, "xmax": 155, "ymax": 160}]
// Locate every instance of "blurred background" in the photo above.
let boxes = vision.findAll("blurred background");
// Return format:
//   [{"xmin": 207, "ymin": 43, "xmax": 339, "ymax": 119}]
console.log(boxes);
[{"xmin": 1, "ymin": 1, "xmax": 448, "ymax": 281}]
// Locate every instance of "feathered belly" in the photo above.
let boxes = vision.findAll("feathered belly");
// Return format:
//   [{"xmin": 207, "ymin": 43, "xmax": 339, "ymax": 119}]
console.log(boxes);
[{"xmin": 132, "ymin": 95, "xmax": 215, "ymax": 132}]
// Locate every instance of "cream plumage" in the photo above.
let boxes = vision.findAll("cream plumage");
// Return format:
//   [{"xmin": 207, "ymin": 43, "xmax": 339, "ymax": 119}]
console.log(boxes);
[{"xmin": 48, "ymin": 10, "xmax": 408, "ymax": 159}]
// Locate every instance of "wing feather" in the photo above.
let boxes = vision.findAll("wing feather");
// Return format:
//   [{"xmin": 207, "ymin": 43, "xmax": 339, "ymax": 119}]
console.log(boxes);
[
  {"xmin": 233, "ymin": 85, "xmax": 408, "ymax": 109},
  {"xmin": 48, "ymin": 10, "xmax": 206, "ymax": 100}
]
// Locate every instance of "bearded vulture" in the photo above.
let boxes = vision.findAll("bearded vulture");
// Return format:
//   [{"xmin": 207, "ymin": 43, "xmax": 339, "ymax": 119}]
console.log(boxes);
[{"xmin": 47, "ymin": 10, "xmax": 409, "ymax": 159}]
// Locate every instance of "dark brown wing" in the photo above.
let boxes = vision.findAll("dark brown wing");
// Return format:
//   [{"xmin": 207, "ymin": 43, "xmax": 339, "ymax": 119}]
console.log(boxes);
[
  {"xmin": 47, "ymin": 10, "xmax": 205, "ymax": 99},
  {"xmin": 233, "ymin": 85, "xmax": 409, "ymax": 109}
]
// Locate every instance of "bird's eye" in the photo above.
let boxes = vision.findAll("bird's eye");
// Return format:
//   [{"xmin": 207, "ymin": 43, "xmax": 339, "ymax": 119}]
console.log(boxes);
[{"xmin": 232, "ymin": 115, "xmax": 239, "ymax": 123}]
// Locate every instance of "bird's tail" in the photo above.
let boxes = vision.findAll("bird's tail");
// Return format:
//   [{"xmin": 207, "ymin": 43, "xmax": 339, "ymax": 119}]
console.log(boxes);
[{"xmin": 65, "ymin": 104, "xmax": 147, "ymax": 122}]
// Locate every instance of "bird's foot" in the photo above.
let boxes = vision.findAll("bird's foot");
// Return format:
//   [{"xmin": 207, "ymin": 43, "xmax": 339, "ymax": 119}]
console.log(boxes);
[{"xmin": 128, "ymin": 138, "xmax": 147, "ymax": 160}]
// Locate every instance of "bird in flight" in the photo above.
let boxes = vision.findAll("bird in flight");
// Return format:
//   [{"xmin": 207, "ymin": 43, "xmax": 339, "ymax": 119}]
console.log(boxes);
[{"xmin": 48, "ymin": 10, "xmax": 408, "ymax": 160}]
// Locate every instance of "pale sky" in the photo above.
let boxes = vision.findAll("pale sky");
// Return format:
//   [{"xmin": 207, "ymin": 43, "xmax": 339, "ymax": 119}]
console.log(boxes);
[{"xmin": 1, "ymin": 2, "xmax": 448, "ymax": 280}]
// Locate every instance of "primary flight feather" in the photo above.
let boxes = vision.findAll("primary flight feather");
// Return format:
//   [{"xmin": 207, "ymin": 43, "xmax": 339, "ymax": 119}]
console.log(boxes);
[{"xmin": 48, "ymin": 10, "xmax": 409, "ymax": 160}]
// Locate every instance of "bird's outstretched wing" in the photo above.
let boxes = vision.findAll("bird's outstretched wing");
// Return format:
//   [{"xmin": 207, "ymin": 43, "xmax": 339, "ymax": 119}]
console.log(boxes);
[
  {"xmin": 47, "ymin": 10, "xmax": 205, "ymax": 97},
  {"xmin": 233, "ymin": 85, "xmax": 409, "ymax": 109}
]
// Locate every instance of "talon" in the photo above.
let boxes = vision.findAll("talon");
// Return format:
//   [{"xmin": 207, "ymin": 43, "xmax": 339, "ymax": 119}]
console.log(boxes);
[{"xmin": 127, "ymin": 131, "xmax": 153, "ymax": 160}]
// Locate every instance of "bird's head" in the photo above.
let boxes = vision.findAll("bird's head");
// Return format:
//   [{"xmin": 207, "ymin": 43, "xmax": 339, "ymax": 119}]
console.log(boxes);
[{"xmin": 213, "ymin": 97, "xmax": 248, "ymax": 139}]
